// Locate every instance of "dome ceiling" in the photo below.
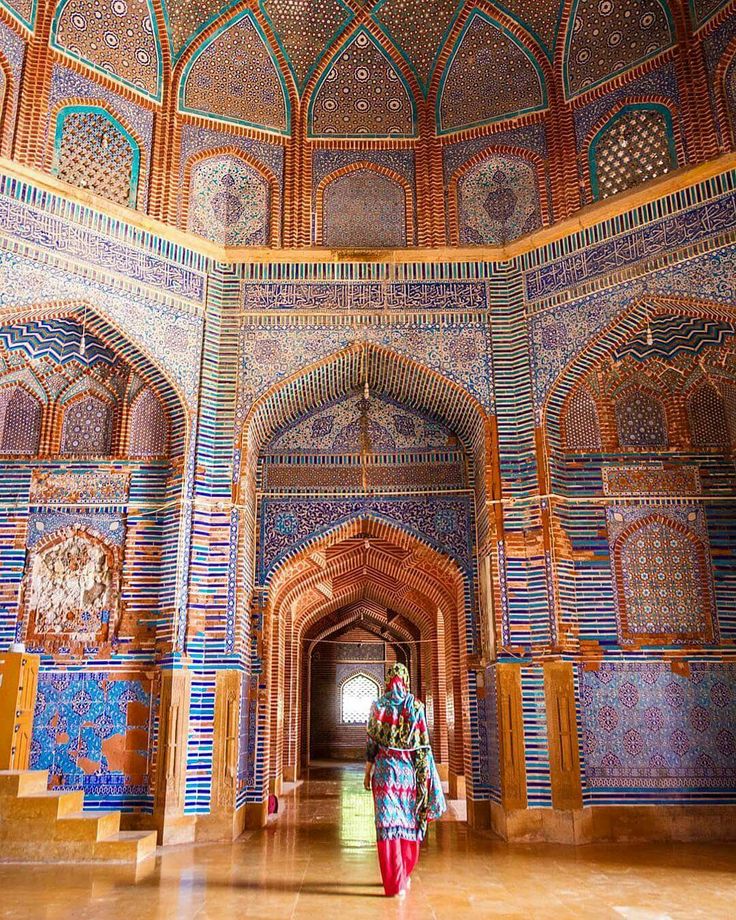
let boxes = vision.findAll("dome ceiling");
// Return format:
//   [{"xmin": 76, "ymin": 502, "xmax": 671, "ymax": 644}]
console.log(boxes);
[
  {"xmin": 0, "ymin": 0, "xmax": 733, "ymax": 249},
  {"xmin": 4, "ymin": 0, "xmax": 730, "ymax": 136}
]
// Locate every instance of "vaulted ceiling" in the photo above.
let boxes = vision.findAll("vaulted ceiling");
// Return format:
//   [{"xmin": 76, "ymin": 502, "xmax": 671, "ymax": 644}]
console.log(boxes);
[
  {"xmin": 1, "ymin": 0, "xmax": 734, "ymax": 248},
  {"xmin": 3, "ymin": 0, "xmax": 729, "ymax": 135}
]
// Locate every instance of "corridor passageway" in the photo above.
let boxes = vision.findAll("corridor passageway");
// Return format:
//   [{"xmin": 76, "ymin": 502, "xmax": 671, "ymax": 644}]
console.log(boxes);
[{"xmin": 1, "ymin": 764, "xmax": 735, "ymax": 919}]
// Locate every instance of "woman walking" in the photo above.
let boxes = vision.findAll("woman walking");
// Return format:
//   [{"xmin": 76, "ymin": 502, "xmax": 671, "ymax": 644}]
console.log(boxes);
[{"xmin": 363, "ymin": 663, "xmax": 446, "ymax": 897}]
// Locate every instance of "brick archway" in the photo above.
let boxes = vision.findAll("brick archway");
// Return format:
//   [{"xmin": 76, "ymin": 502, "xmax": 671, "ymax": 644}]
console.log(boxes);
[{"xmin": 259, "ymin": 517, "xmax": 469, "ymax": 805}]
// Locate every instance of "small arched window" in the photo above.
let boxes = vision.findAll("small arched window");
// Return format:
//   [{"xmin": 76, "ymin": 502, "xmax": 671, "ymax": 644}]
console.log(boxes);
[
  {"xmin": 341, "ymin": 674, "xmax": 380, "ymax": 725},
  {"xmin": 128, "ymin": 388, "xmax": 169, "ymax": 458},
  {"xmin": 0, "ymin": 386, "xmax": 42, "ymax": 455},
  {"xmin": 54, "ymin": 106, "xmax": 140, "ymax": 208},
  {"xmin": 688, "ymin": 383, "xmax": 729, "ymax": 449},
  {"xmin": 615, "ymin": 388, "xmax": 668, "ymax": 449},
  {"xmin": 590, "ymin": 106, "xmax": 676, "ymax": 200},
  {"xmin": 562, "ymin": 387, "xmax": 602, "ymax": 451}
]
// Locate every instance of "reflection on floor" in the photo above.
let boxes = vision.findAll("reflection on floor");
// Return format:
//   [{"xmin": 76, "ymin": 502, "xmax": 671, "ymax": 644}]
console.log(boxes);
[{"xmin": 1, "ymin": 763, "xmax": 735, "ymax": 919}]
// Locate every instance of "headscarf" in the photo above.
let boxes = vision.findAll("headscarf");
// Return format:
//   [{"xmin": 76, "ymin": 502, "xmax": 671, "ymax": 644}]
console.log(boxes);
[{"xmin": 367, "ymin": 662, "xmax": 446, "ymax": 839}]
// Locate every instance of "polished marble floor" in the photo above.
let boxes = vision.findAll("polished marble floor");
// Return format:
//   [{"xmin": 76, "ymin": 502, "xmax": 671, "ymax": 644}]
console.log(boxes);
[{"xmin": 1, "ymin": 764, "xmax": 735, "ymax": 919}]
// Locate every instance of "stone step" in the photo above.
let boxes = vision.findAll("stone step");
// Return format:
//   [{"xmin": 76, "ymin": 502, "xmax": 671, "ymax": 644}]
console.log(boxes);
[
  {"xmin": 56, "ymin": 810, "xmax": 121, "ymax": 842},
  {"xmin": 0, "ymin": 830, "xmax": 157, "ymax": 863},
  {"xmin": 0, "ymin": 770, "xmax": 49, "ymax": 798},
  {"xmin": 0, "ymin": 769, "xmax": 155, "ymax": 864},
  {"xmin": 0, "ymin": 789, "xmax": 85, "ymax": 821},
  {"xmin": 93, "ymin": 830, "xmax": 158, "ymax": 863}
]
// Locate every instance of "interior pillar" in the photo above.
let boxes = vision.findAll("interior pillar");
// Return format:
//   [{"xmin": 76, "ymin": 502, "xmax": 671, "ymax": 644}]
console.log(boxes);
[{"xmin": 153, "ymin": 669, "xmax": 194, "ymax": 845}]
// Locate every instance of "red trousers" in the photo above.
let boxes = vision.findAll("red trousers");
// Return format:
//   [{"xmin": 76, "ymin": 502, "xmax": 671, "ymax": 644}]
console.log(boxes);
[{"xmin": 376, "ymin": 838, "xmax": 420, "ymax": 896}]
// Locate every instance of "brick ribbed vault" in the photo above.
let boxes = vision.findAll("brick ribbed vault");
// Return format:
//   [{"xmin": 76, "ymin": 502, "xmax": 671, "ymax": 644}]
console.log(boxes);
[
  {"xmin": 237, "ymin": 342, "xmax": 495, "ymax": 598},
  {"xmin": 260, "ymin": 518, "xmax": 470, "ymax": 796}
]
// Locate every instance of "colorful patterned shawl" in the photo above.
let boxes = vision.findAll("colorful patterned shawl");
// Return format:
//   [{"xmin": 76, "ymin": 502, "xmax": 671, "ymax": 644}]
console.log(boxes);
[{"xmin": 367, "ymin": 663, "xmax": 446, "ymax": 838}]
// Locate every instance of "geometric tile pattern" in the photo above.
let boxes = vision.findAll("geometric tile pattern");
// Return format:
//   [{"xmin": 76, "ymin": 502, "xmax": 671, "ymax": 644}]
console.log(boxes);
[
  {"xmin": 500, "ymin": 0, "xmax": 566, "ymax": 53},
  {"xmin": 688, "ymin": 383, "xmax": 730, "ymax": 449},
  {"xmin": 0, "ymin": 319, "xmax": 116, "ymax": 368},
  {"xmin": 579, "ymin": 663, "xmax": 736, "ymax": 790},
  {"xmin": 30, "ymin": 672, "xmax": 156, "ymax": 808},
  {"xmin": 128, "ymin": 388, "xmax": 169, "ymax": 457},
  {"xmin": 52, "ymin": 0, "xmax": 161, "ymax": 100},
  {"xmin": 181, "ymin": 11, "xmax": 289, "ymax": 134},
  {"xmin": 612, "ymin": 514, "xmax": 715, "ymax": 643},
  {"xmin": 615, "ymin": 389, "xmax": 668, "ymax": 448},
  {"xmin": 592, "ymin": 108, "xmax": 675, "ymax": 200},
  {"xmin": 260, "ymin": 0, "xmax": 351, "ymax": 89},
  {"xmin": 322, "ymin": 168, "xmax": 407, "ymax": 247},
  {"xmin": 310, "ymin": 29, "xmax": 415, "ymax": 138},
  {"xmin": 615, "ymin": 316, "xmax": 734, "ymax": 363},
  {"xmin": 689, "ymin": 0, "xmax": 730, "ymax": 28},
  {"xmin": 60, "ymin": 395, "xmax": 114, "ymax": 456},
  {"xmin": 0, "ymin": 0, "xmax": 35, "ymax": 28},
  {"xmin": 565, "ymin": 0, "xmax": 673, "ymax": 97},
  {"xmin": 165, "ymin": 0, "xmax": 225, "ymax": 57},
  {"xmin": 562, "ymin": 387, "xmax": 602, "ymax": 450},
  {"xmin": 267, "ymin": 392, "xmax": 453, "ymax": 454},
  {"xmin": 375, "ymin": 0, "xmax": 458, "ymax": 90},
  {"xmin": 55, "ymin": 109, "xmax": 138, "ymax": 208},
  {"xmin": 188, "ymin": 155, "xmax": 270, "ymax": 246},
  {"xmin": 0, "ymin": 386, "xmax": 42, "ymax": 454},
  {"xmin": 438, "ymin": 10, "xmax": 546, "ymax": 134},
  {"xmin": 457, "ymin": 153, "xmax": 541, "ymax": 245}
]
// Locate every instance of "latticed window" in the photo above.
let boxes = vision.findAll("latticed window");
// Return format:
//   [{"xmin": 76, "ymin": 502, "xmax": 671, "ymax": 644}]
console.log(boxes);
[
  {"xmin": 688, "ymin": 383, "xmax": 730, "ymax": 449},
  {"xmin": 341, "ymin": 674, "xmax": 380, "ymax": 725},
  {"xmin": 0, "ymin": 386, "xmax": 42, "ymax": 455},
  {"xmin": 615, "ymin": 389, "xmax": 668, "ymax": 449},
  {"xmin": 563, "ymin": 387, "xmax": 602, "ymax": 451},
  {"xmin": 55, "ymin": 108, "xmax": 138, "ymax": 208},
  {"xmin": 129, "ymin": 388, "xmax": 169, "ymax": 458},
  {"xmin": 61, "ymin": 395, "xmax": 113, "ymax": 456},
  {"xmin": 592, "ymin": 108, "xmax": 674, "ymax": 200}
]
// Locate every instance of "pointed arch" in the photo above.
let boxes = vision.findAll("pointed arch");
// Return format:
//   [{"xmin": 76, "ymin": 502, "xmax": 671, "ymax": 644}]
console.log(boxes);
[
  {"xmin": 50, "ymin": 102, "xmax": 143, "ymax": 208},
  {"xmin": 543, "ymin": 297, "xmax": 736, "ymax": 449},
  {"xmin": 372, "ymin": 0, "xmax": 462, "ymax": 95},
  {"xmin": 447, "ymin": 144, "xmax": 548, "ymax": 246},
  {"xmin": 0, "ymin": 301, "xmax": 188, "ymax": 456},
  {"xmin": 182, "ymin": 146, "xmax": 280, "ymax": 247},
  {"xmin": 128, "ymin": 386, "xmax": 169, "ymax": 457},
  {"xmin": 261, "ymin": 515, "xmax": 469, "ymax": 800},
  {"xmin": 611, "ymin": 512, "xmax": 717, "ymax": 645},
  {"xmin": 258, "ymin": 0, "xmax": 354, "ymax": 92},
  {"xmin": 563, "ymin": 0, "xmax": 675, "ymax": 99},
  {"xmin": 436, "ymin": 7, "xmax": 548, "ymax": 135},
  {"xmin": 307, "ymin": 25, "xmax": 417, "ymax": 138},
  {"xmin": 178, "ymin": 7, "xmax": 290, "ymax": 135},
  {"xmin": 561, "ymin": 385, "xmax": 602, "ymax": 451},
  {"xmin": 688, "ymin": 381, "xmax": 730, "ymax": 449},
  {"xmin": 240, "ymin": 342, "xmax": 491, "ymax": 466},
  {"xmin": 585, "ymin": 100, "xmax": 680, "ymax": 201},
  {"xmin": 614, "ymin": 384, "xmax": 668, "ymax": 449},
  {"xmin": 315, "ymin": 162, "xmax": 414, "ymax": 248},
  {"xmin": 51, "ymin": 0, "xmax": 164, "ymax": 102},
  {"xmin": 0, "ymin": 384, "xmax": 42, "ymax": 454}
]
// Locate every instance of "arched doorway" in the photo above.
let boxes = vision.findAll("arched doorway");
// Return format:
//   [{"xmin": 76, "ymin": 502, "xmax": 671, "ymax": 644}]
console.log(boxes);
[{"xmin": 236, "ymin": 344, "xmax": 500, "ymax": 825}]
